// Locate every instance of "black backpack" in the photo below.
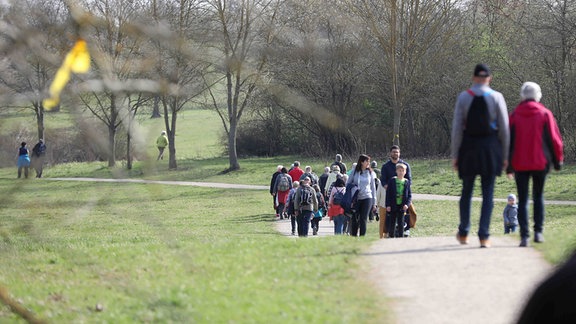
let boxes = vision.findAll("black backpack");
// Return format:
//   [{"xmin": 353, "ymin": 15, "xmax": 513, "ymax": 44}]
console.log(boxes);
[
  {"xmin": 300, "ymin": 186, "xmax": 314, "ymax": 206},
  {"xmin": 465, "ymin": 89, "xmax": 495, "ymax": 137}
]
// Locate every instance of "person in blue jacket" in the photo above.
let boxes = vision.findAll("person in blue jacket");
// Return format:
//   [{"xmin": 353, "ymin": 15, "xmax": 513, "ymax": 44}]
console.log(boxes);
[{"xmin": 17, "ymin": 142, "xmax": 31, "ymax": 179}]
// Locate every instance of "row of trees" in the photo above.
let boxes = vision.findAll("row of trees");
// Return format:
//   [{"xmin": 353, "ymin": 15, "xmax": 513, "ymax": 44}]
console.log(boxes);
[{"xmin": 1, "ymin": 0, "xmax": 575, "ymax": 171}]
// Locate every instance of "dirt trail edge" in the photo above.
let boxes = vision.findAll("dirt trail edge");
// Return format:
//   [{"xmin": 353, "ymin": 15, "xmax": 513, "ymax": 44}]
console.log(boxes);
[{"xmin": 361, "ymin": 236, "xmax": 552, "ymax": 324}]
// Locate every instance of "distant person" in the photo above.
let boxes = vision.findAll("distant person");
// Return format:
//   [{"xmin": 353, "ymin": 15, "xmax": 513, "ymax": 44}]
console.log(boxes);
[
  {"xmin": 330, "ymin": 153, "xmax": 347, "ymax": 175},
  {"xmin": 284, "ymin": 181, "xmax": 300, "ymax": 235},
  {"xmin": 31, "ymin": 139, "xmax": 47, "ymax": 178},
  {"xmin": 503, "ymin": 194, "xmax": 518, "ymax": 234},
  {"xmin": 273, "ymin": 167, "xmax": 292, "ymax": 220},
  {"xmin": 294, "ymin": 177, "xmax": 318, "ymax": 237},
  {"xmin": 318, "ymin": 166, "xmax": 330, "ymax": 199},
  {"xmin": 288, "ymin": 161, "xmax": 304, "ymax": 186},
  {"xmin": 451, "ymin": 63, "xmax": 510, "ymax": 248},
  {"xmin": 516, "ymin": 250, "xmax": 576, "ymax": 324},
  {"xmin": 156, "ymin": 131, "xmax": 169, "ymax": 160},
  {"xmin": 300, "ymin": 165, "xmax": 318, "ymax": 186},
  {"xmin": 375, "ymin": 173, "xmax": 387, "ymax": 238},
  {"xmin": 385, "ymin": 163, "xmax": 412, "ymax": 238},
  {"xmin": 327, "ymin": 177, "xmax": 346, "ymax": 235},
  {"xmin": 371, "ymin": 160, "xmax": 381, "ymax": 181},
  {"xmin": 310, "ymin": 184, "xmax": 325, "ymax": 235},
  {"xmin": 507, "ymin": 82, "xmax": 563, "ymax": 247},
  {"xmin": 269, "ymin": 165, "xmax": 283, "ymax": 217},
  {"xmin": 17, "ymin": 142, "xmax": 30, "ymax": 179},
  {"xmin": 324, "ymin": 165, "xmax": 342, "ymax": 197},
  {"xmin": 347, "ymin": 154, "xmax": 377, "ymax": 237}
]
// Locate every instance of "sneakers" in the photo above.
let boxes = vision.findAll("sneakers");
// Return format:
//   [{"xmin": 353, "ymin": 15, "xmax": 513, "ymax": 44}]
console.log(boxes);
[
  {"xmin": 403, "ymin": 229, "xmax": 410, "ymax": 237},
  {"xmin": 456, "ymin": 233, "xmax": 469, "ymax": 245},
  {"xmin": 479, "ymin": 239, "xmax": 491, "ymax": 248},
  {"xmin": 519, "ymin": 237, "xmax": 528, "ymax": 247},
  {"xmin": 534, "ymin": 232, "xmax": 544, "ymax": 243}
]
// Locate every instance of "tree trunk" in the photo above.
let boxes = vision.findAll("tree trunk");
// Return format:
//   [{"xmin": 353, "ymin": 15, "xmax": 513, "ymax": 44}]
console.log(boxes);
[
  {"xmin": 228, "ymin": 120, "xmax": 240, "ymax": 171},
  {"xmin": 126, "ymin": 131, "xmax": 132, "ymax": 170},
  {"xmin": 108, "ymin": 124, "xmax": 116, "ymax": 167},
  {"xmin": 35, "ymin": 105, "xmax": 45, "ymax": 140},
  {"xmin": 168, "ymin": 107, "xmax": 177, "ymax": 170},
  {"xmin": 151, "ymin": 96, "xmax": 161, "ymax": 118}
]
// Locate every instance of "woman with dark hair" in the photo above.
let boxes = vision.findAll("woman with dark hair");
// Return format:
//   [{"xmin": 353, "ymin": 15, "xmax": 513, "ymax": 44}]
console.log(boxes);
[
  {"xmin": 17, "ymin": 142, "xmax": 30, "ymax": 179},
  {"xmin": 346, "ymin": 154, "xmax": 377, "ymax": 236}
]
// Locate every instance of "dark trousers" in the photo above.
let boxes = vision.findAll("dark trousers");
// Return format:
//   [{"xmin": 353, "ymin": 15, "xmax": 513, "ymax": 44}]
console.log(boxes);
[
  {"xmin": 33, "ymin": 156, "xmax": 45, "ymax": 178},
  {"xmin": 349, "ymin": 198, "xmax": 372, "ymax": 237},
  {"xmin": 297, "ymin": 210, "xmax": 313, "ymax": 237},
  {"xmin": 515, "ymin": 170, "xmax": 547, "ymax": 239},
  {"xmin": 276, "ymin": 203, "xmax": 285, "ymax": 218},
  {"xmin": 387, "ymin": 209, "xmax": 405, "ymax": 238},
  {"xmin": 459, "ymin": 174, "xmax": 495, "ymax": 240},
  {"xmin": 311, "ymin": 217, "xmax": 321, "ymax": 234}
]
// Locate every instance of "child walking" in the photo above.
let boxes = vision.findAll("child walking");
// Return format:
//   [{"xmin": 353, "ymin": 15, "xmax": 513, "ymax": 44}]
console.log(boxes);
[
  {"xmin": 503, "ymin": 193, "xmax": 519, "ymax": 234},
  {"xmin": 385, "ymin": 163, "xmax": 412, "ymax": 238}
]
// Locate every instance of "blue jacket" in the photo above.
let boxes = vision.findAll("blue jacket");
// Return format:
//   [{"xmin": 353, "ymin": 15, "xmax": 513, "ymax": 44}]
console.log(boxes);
[{"xmin": 385, "ymin": 177, "xmax": 412, "ymax": 213}]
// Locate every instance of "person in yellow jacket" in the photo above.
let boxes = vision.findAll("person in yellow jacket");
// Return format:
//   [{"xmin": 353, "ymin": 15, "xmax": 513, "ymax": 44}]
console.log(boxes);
[{"xmin": 156, "ymin": 131, "xmax": 169, "ymax": 160}]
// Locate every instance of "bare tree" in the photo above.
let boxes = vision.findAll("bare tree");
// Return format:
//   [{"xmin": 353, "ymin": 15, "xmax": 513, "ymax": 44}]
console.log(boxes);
[
  {"xmin": 344, "ymin": 0, "xmax": 463, "ymax": 148},
  {"xmin": 147, "ymin": 0, "xmax": 212, "ymax": 170},
  {"xmin": 0, "ymin": 0, "xmax": 70, "ymax": 140},
  {"xmin": 201, "ymin": 0, "xmax": 280, "ymax": 171},
  {"xmin": 77, "ymin": 0, "xmax": 150, "ymax": 167}
]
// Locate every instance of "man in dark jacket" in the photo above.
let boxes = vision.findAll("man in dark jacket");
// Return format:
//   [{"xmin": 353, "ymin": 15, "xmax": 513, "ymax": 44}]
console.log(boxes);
[
  {"xmin": 31, "ymin": 139, "xmax": 47, "ymax": 178},
  {"xmin": 269, "ymin": 165, "xmax": 283, "ymax": 216}
]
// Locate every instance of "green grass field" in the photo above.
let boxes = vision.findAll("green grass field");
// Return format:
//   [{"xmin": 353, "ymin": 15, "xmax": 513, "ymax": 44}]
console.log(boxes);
[{"xmin": 1, "ymin": 108, "xmax": 575, "ymax": 322}]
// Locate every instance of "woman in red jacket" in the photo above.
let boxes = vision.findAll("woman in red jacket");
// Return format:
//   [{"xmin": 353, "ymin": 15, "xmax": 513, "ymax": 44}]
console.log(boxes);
[{"xmin": 508, "ymin": 82, "xmax": 564, "ymax": 247}]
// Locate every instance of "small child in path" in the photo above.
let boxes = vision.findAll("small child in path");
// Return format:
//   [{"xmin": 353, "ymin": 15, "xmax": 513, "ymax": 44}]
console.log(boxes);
[
  {"xmin": 385, "ymin": 163, "xmax": 412, "ymax": 238},
  {"xmin": 503, "ymin": 193, "xmax": 519, "ymax": 234}
]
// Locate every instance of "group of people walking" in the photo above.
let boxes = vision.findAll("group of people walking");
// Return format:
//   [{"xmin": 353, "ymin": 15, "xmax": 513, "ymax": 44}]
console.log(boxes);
[
  {"xmin": 16, "ymin": 139, "xmax": 47, "ymax": 179},
  {"xmin": 270, "ymin": 149, "xmax": 416, "ymax": 238}
]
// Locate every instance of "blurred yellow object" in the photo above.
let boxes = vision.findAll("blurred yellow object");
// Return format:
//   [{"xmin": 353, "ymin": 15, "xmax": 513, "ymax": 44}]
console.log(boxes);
[{"xmin": 43, "ymin": 39, "xmax": 91, "ymax": 110}]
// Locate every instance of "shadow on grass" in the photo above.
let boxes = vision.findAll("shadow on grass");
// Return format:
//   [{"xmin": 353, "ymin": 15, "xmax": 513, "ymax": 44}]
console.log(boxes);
[{"xmin": 228, "ymin": 214, "xmax": 273, "ymax": 224}]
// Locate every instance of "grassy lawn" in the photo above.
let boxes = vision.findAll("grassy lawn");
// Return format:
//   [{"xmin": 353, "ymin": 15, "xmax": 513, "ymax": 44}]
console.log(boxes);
[
  {"xmin": 1, "ymin": 108, "xmax": 576, "ymax": 322},
  {"xmin": 0, "ymin": 177, "xmax": 385, "ymax": 323}
]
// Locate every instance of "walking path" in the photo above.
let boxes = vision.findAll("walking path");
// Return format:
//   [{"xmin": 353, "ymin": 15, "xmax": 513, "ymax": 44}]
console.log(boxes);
[
  {"xmin": 275, "ymin": 218, "xmax": 552, "ymax": 324},
  {"xmin": 49, "ymin": 178, "xmax": 560, "ymax": 323}
]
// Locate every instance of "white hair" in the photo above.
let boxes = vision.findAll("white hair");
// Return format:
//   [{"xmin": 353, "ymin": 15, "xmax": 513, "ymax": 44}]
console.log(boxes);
[
  {"xmin": 277, "ymin": 165, "xmax": 283, "ymax": 171},
  {"xmin": 520, "ymin": 82, "xmax": 542, "ymax": 102}
]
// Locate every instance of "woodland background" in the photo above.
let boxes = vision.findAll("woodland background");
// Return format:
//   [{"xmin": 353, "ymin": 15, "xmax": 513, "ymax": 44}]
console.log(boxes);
[{"xmin": 1, "ymin": 0, "xmax": 575, "ymax": 171}]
